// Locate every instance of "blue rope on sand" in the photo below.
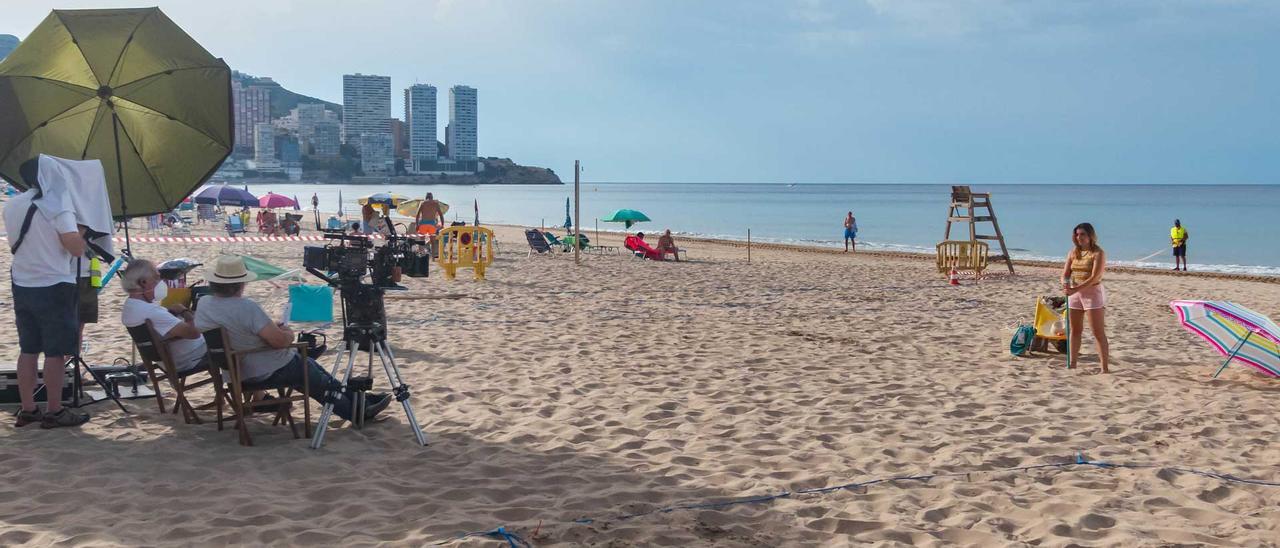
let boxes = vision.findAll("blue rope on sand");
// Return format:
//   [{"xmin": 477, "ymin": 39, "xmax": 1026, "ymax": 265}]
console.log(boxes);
[{"xmin": 435, "ymin": 452, "xmax": 1280, "ymax": 544}]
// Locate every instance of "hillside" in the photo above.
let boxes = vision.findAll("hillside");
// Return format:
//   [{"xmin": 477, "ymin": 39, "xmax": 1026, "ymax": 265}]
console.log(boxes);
[
  {"xmin": 232, "ymin": 71, "xmax": 340, "ymax": 119},
  {"xmin": 0, "ymin": 35, "xmax": 20, "ymax": 61}
]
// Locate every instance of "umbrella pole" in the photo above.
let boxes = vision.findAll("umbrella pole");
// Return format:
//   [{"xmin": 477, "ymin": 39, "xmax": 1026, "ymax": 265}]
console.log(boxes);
[
  {"xmin": 1213, "ymin": 331, "xmax": 1253, "ymax": 378},
  {"xmin": 111, "ymin": 111, "xmax": 132, "ymax": 256},
  {"xmin": 574, "ymin": 160, "xmax": 581, "ymax": 266}
]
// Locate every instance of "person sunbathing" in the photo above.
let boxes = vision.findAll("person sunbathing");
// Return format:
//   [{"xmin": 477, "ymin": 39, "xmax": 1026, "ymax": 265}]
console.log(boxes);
[{"xmin": 656, "ymin": 229, "xmax": 680, "ymax": 261}]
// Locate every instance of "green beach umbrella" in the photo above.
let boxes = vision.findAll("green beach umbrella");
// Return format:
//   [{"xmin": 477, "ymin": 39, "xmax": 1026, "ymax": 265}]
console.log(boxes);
[
  {"xmin": 602, "ymin": 208, "xmax": 651, "ymax": 229},
  {"xmin": 0, "ymin": 8, "xmax": 233, "ymax": 230}
]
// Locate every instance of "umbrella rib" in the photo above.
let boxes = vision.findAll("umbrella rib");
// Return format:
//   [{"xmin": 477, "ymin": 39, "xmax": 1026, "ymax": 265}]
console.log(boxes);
[
  {"xmin": 110, "ymin": 99, "xmax": 229, "ymax": 151},
  {"xmin": 0, "ymin": 95, "xmax": 98, "ymax": 174},
  {"xmin": 114, "ymin": 64, "xmax": 229, "ymax": 91},
  {"xmin": 104, "ymin": 8, "xmax": 157, "ymax": 87},
  {"xmin": 113, "ymin": 112, "xmax": 169, "ymax": 213},
  {"xmin": 53, "ymin": 10, "xmax": 105, "ymax": 87}
]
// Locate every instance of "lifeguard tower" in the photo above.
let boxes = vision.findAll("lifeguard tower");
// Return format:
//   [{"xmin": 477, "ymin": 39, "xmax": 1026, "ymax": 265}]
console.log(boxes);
[{"xmin": 941, "ymin": 185, "xmax": 1014, "ymax": 275}]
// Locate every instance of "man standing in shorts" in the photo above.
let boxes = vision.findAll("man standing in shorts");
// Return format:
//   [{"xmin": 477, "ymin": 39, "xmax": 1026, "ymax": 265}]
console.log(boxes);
[
  {"xmin": 415, "ymin": 192, "xmax": 445, "ymax": 233},
  {"xmin": 3, "ymin": 159, "xmax": 90, "ymax": 428},
  {"xmin": 843, "ymin": 211, "xmax": 858, "ymax": 252},
  {"xmin": 1170, "ymin": 219, "xmax": 1189, "ymax": 272}
]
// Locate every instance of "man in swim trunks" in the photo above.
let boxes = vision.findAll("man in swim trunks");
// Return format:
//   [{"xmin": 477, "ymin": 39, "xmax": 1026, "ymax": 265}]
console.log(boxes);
[
  {"xmin": 415, "ymin": 192, "xmax": 445, "ymax": 233},
  {"xmin": 843, "ymin": 211, "xmax": 858, "ymax": 252},
  {"xmin": 1170, "ymin": 219, "xmax": 1188, "ymax": 272}
]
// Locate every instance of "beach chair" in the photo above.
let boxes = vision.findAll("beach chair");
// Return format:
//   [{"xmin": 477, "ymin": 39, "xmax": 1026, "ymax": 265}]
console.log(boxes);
[
  {"xmin": 1032, "ymin": 297, "xmax": 1069, "ymax": 353},
  {"xmin": 525, "ymin": 229, "xmax": 555, "ymax": 256},
  {"xmin": 226, "ymin": 215, "xmax": 247, "ymax": 236},
  {"xmin": 202, "ymin": 328, "xmax": 311, "ymax": 447},
  {"xmin": 542, "ymin": 231, "xmax": 571, "ymax": 251},
  {"xmin": 624, "ymin": 235, "xmax": 664, "ymax": 260},
  {"xmin": 127, "ymin": 321, "xmax": 217, "ymax": 424},
  {"xmin": 935, "ymin": 240, "xmax": 989, "ymax": 277}
]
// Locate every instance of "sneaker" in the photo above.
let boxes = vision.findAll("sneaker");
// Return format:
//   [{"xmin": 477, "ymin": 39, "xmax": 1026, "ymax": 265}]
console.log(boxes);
[
  {"xmin": 40, "ymin": 408, "xmax": 90, "ymax": 429},
  {"xmin": 363, "ymin": 393, "xmax": 392, "ymax": 420},
  {"xmin": 14, "ymin": 408, "xmax": 43, "ymax": 427}
]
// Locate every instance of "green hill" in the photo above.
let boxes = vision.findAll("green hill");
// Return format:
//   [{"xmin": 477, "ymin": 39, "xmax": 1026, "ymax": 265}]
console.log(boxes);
[
  {"xmin": 0, "ymin": 35, "xmax": 20, "ymax": 61},
  {"xmin": 232, "ymin": 71, "xmax": 340, "ymax": 120}
]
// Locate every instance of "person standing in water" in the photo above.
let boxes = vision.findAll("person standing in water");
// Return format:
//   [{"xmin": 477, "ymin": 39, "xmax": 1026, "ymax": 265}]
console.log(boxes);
[
  {"xmin": 1062, "ymin": 222, "xmax": 1110, "ymax": 374},
  {"xmin": 1170, "ymin": 219, "xmax": 1189, "ymax": 272},
  {"xmin": 843, "ymin": 211, "xmax": 858, "ymax": 252}
]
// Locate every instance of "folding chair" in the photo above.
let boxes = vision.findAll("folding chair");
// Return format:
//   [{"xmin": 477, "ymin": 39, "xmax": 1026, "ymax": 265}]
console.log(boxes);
[
  {"xmin": 126, "ymin": 321, "xmax": 217, "ymax": 424},
  {"xmin": 202, "ymin": 328, "xmax": 312, "ymax": 446},
  {"xmin": 525, "ymin": 229, "xmax": 555, "ymax": 256}
]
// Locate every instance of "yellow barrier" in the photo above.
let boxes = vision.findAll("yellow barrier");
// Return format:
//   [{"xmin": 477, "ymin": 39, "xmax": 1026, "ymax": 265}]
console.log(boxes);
[{"xmin": 436, "ymin": 226, "xmax": 494, "ymax": 280}]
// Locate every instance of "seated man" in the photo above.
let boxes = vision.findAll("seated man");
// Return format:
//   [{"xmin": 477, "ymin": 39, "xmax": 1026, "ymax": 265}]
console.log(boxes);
[
  {"xmin": 195, "ymin": 255, "xmax": 391, "ymax": 422},
  {"xmin": 120, "ymin": 259, "xmax": 208, "ymax": 375},
  {"xmin": 656, "ymin": 229, "xmax": 681, "ymax": 262}
]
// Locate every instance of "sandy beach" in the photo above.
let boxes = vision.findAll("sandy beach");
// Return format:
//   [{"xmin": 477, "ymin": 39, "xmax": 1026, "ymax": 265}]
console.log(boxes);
[{"xmin": 2, "ymin": 218, "xmax": 1279, "ymax": 547}]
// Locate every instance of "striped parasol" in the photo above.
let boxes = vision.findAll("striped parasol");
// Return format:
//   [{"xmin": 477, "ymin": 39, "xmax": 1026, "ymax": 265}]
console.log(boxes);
[{"xmin": 1169, "ymin": 300, "xmax": 1280, "ymax": 378}]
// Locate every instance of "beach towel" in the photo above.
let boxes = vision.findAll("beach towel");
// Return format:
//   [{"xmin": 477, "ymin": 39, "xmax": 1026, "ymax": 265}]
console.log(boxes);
[{"xmin": 33, "ymin": 155, "xmax": 115, "ymax": 260}]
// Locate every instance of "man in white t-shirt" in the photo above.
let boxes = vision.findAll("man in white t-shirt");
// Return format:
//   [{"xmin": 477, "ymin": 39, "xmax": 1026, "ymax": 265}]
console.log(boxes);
[
  {"xmin": 4, "ymin": 158, "xmax": 89, "ymax": 428},
  {"xmin": 119, "ymin": 260, "xmax": 207, "ymax": 374}
]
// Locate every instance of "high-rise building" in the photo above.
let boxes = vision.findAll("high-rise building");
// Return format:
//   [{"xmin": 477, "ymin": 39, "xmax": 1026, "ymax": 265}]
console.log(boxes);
[
  {"xmin": 404, "ymin": 84, "xmax": 437, "ymax": 172},
  {"xmin": 233, "ymin": 80, "xmax": 271, "ymax": 153},
  {"xmin": 359, "ymin": 133, "xmax": 394, "ymax": 175},
  {"xmin": 447, "ymin": 85, "xmax": 478, "ymax": 163},
  {"xmin": 390, "ymin": 119, "xmax": 409, "ymax": 161},
  {"xmin": 253, "ymin": 123, "xmax": 276, "ymax": 163},
  {"xmin": 311, "ymin": 122, "xmax": 341, "ymax": 158},
  {"xmin": 342, "ymin": 74, "xmax": 391, "ymax": 150}
]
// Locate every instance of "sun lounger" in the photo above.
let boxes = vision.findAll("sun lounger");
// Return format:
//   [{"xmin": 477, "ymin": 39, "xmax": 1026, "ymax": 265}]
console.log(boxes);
[
  {"xmin": 526, "ymin": 229, "xmax": 555, "ymax": 256},
  {"xmin": 624, "ymin": 235, "xmax": 664, "ymax": 260}
]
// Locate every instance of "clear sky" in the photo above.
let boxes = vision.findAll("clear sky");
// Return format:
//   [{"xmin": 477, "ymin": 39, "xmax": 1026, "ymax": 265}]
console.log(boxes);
[{"xmin": 5, "ymin": 1, "xmax": 1278, "ymax": 184}]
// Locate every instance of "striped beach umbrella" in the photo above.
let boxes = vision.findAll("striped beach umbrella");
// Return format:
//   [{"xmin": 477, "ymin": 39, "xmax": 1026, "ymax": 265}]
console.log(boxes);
[{"xmin": 1170, "ymin": 300, "xmax": 1280, "ymax": 378}]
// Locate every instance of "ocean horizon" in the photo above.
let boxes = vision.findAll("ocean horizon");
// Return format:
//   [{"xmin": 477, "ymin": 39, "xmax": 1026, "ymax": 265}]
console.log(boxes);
[{"xmin": 240, "ymin": 182, "xmax": 1280, "ymax": 277}]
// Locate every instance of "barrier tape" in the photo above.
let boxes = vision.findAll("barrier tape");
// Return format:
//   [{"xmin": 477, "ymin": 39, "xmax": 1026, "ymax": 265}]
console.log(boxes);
[
  {"xmin": 0, "ymin": 234, "xmax": 384, "ymax": 244},
  {"xmin": 434, "ymin": 451, "xmax": 1280, "ymax": 545}
]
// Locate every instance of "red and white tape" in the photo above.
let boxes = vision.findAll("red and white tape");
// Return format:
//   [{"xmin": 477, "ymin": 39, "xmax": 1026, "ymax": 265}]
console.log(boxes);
[{"xmin": 0, "ymin": 234, "xmax": 384, "ymax": 244}]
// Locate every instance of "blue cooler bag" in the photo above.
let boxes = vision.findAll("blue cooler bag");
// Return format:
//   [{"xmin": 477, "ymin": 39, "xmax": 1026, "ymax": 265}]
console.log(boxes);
[{"xmin": 289, "ymin": 284, "xmax": 334, "ymax": 323}]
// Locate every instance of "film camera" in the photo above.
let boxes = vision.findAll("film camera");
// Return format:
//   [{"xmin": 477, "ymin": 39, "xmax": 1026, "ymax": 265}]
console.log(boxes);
[
  {"xmin": 303, "ymin": 229, "xmax": 430, "ymax": 288},
  {"xmin": 303, "ymin": 228, "xmax": 430, "ymax": 345},
  {"xmin": 301, "ymin": 226, "xmax": 433, "ymax": 449}
]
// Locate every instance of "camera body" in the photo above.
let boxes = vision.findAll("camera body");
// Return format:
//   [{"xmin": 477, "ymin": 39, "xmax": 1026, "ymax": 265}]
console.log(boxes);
[
  {"xmin": 304, "ymin": 229, "xmax": 430, "ymax": 348},
  {"xmin": 303, "ymin": 229, "xmax": 430, "ymax": 288}
]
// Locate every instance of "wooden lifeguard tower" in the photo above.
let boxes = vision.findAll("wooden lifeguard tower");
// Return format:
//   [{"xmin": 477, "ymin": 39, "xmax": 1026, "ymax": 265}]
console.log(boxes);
[{"xmin": 943, "ymin": 186, "xmax": 1014, "ymax": 274}]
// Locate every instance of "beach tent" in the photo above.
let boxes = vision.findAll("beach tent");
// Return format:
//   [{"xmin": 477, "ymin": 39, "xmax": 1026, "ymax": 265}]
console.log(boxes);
[{"xmin": 0, "ymin": 8, "xmax": 233, "ymax": 251}]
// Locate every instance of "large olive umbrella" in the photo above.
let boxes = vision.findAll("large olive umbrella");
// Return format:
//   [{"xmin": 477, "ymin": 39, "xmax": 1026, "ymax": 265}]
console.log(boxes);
[{"xmin": 0, "ymin": 8, "xmax": 232, "ymax": 247}]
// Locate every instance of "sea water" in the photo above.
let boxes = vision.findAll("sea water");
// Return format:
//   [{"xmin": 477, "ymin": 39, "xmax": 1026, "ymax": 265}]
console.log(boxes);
[{"xmin": 243, "ymin": 183, "xmax": 1280, "ymax": 277}]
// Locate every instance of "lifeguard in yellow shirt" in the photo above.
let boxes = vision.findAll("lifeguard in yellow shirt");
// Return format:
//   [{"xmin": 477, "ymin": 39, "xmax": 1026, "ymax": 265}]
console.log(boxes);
[{"xmin": 1170, "ymin": 219, "xmax": 1189, "ymax": 272}]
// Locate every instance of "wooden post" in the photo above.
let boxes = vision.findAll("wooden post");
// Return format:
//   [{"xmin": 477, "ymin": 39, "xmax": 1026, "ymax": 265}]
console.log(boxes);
[
  {"xmin": 574, "ymin": 160, "xmax": 581, "ymax": 266},
  {"xmin": 747, "ymin": 228, "xmax": 751, "ymax": 264}
]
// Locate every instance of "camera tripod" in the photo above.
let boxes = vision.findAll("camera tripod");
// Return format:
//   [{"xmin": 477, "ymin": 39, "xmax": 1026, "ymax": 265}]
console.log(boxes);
[{"xmin": 310, "ymin": 320, "xmax": 428, "ymax": 449}]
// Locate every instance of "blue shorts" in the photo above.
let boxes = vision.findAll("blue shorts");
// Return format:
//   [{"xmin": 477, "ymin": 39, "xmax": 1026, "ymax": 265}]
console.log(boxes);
[
  {"xmin": 844, "ymin": 228, "xmax": 857, "ymax": 240},
  {"xmin": 13, "ymin": 282, "xmax": 79, "ymax": 356}
]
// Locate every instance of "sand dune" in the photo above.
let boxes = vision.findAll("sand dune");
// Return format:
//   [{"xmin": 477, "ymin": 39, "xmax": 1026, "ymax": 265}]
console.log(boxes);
[{"xmin": 1, "ymin": 221, "xmax": 1278, "ymax": 546}]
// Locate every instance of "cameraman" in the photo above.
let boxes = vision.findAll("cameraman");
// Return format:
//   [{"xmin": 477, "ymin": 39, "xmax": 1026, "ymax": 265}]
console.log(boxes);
[
  {"xmin": 4, "ymin": 158, "xmax": 90, "ymax": 428},
  {"xmin": 194, "ymin": 256, "xmax": 391, "ymax": 422}
]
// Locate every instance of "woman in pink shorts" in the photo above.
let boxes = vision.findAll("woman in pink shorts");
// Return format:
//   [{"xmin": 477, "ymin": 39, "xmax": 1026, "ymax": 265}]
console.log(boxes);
[{"xmin": 1061, "ymin": 222, "xmax": 1110, "ymax": 373}]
